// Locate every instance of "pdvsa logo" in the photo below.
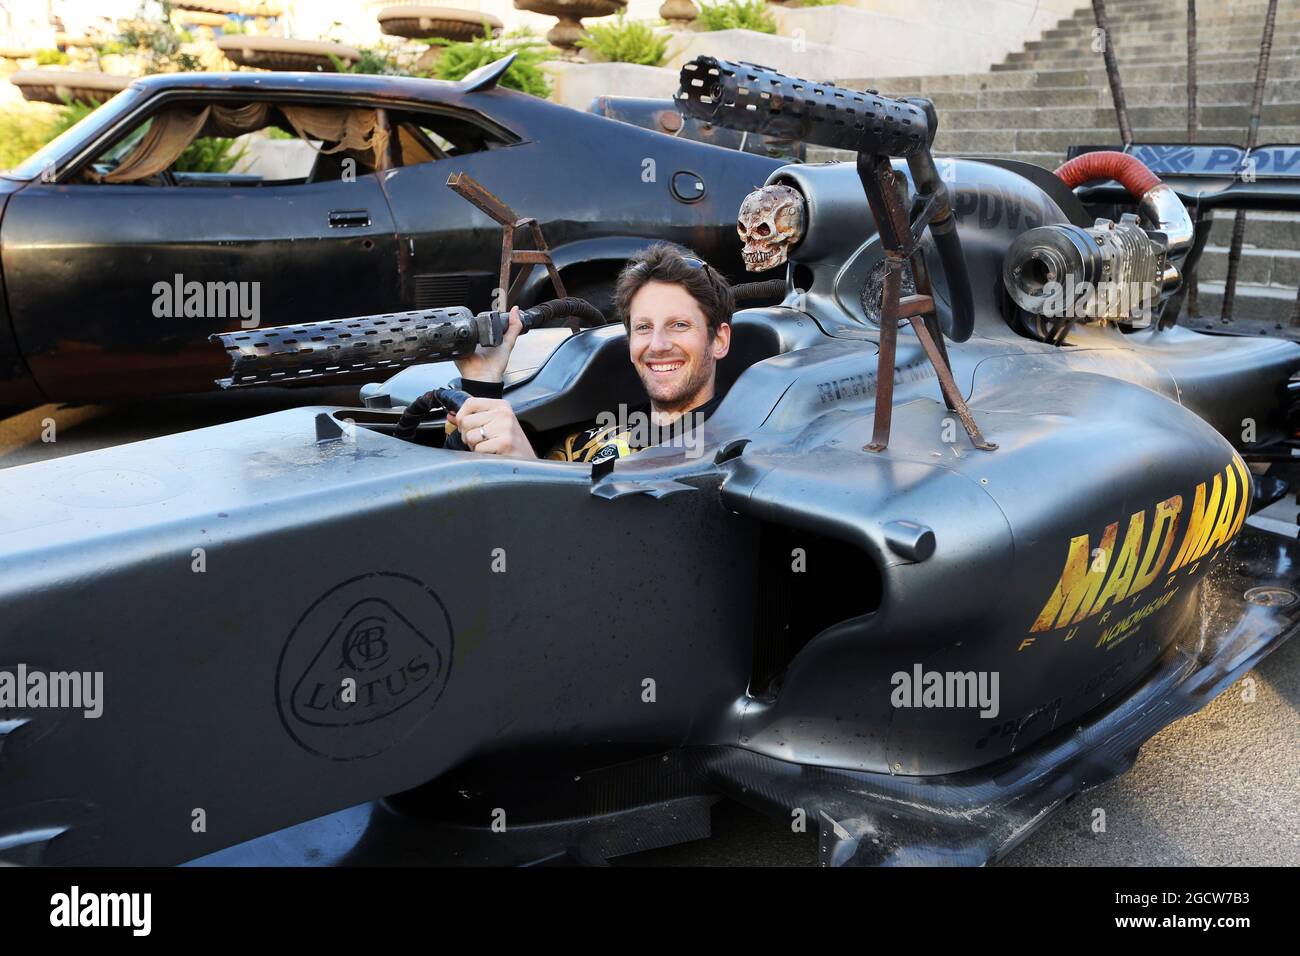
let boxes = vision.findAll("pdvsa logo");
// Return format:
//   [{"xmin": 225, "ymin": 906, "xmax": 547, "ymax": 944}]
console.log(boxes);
[{"xmin": 276, "ymin": 572, "xmax": 454, "ymax": 760}]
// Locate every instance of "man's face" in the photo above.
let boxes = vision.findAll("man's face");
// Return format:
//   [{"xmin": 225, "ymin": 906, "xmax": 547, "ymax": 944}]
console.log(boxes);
[{"xmin": 627, "ymin": 280, "xmax": 731, "ymax": 414}]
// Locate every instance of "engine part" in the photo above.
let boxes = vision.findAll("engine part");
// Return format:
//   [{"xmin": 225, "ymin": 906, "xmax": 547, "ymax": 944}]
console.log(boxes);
[
  {"xmin": 1004, "ymin": 152, "xmax": 1195, "ymax": 338},
  {"xmin": 1055, "ymin": 151, "xmax": 1194, "ymax": 260},
  {"xmin": 1003, "ymin": 214, "xmax": 1167, "ymax": 326}
]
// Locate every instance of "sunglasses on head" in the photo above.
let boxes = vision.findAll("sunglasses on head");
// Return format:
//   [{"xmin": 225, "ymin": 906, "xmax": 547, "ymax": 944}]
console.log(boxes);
[{"xmin": 632, "ymin": 254, "xmax": 709, "ymax": 275}]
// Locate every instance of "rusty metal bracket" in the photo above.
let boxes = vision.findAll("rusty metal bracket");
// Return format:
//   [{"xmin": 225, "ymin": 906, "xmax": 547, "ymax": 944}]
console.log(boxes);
[
  {"xmin": 446, "ymin": 171, "xmax": 571, "ymax": 328},
  {"xmin": 857, "ymin": 154, "xmax": 995, "ymax": 453}
]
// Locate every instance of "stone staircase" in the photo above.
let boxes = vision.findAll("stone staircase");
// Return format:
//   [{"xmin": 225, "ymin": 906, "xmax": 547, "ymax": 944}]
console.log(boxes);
[{"xmin": 844, "ymin": 0, "xmax": 1300, "ymax": 326}]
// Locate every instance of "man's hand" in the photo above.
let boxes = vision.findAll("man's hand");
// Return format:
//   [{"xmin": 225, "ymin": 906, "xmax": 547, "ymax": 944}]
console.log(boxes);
[
  {"xmin": 454, "ymin": 306, "xmax": 524, "ymax": 383},
  {"xmin": 449, "ymin": 397, "xmax": 537, "ymax": 459}
]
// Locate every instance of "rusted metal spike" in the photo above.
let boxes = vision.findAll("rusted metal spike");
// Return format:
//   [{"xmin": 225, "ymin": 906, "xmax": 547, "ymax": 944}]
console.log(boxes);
[
  {"xmin": 909, "ymin": 316, "xmax": 997, "ymax": 451},
  {"xmin": 448, "ymin": 172, "xmax": 566, "ymax": 314},
  {"xmin": 446, "ymin": 171, "xmax": 516, "ymax": 226},
  {"xmin": 866, "ymin": 256, "xmax": 904, "ymax": 452}
]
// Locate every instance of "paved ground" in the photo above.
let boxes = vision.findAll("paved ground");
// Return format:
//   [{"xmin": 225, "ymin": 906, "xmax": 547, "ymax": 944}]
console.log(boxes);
[{"xmin": 2, "ymin": 390, "xmax": 1297, "ymax": 867}]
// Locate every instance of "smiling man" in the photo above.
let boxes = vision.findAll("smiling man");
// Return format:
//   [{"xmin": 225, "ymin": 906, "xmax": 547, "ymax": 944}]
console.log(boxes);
[{"xmin": 449, "ymin": 243, "xmax": 734, "ymax": 462}]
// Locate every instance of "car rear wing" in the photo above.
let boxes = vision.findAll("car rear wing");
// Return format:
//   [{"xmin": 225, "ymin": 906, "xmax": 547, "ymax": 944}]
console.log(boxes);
[{"xmin": 1065, "ymin": 142, "xmax": 1300, "ymax": 210}]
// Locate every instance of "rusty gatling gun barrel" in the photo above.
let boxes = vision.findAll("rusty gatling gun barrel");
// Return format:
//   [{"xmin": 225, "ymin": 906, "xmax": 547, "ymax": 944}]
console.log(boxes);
[
  {"xmin": 676, "ymin": 56, "xmax": 930, "ymax": 159},
  {"xmin": 211, "ymin": 299, "xmax": 607, "ymax": 389},
  {"xmin": 212, "ymin": 307, "xmax": 484, "ymax": 389}
]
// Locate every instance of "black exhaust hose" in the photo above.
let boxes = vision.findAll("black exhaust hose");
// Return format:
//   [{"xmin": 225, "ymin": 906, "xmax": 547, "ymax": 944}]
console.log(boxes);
[
  {"xmin": 519, "ymin": 296, "xmax": 606, "ymax": 330},
  {"xmin": 731, "ymin": 279, "xmax": 787, "ymax": 303},
  {"xmin": 394, "ymin": 386, "xmax": 472, "ymax": 445},
  {"xmin": 903, "ymin": 119, "xmax": 975, "ymax": 344}
]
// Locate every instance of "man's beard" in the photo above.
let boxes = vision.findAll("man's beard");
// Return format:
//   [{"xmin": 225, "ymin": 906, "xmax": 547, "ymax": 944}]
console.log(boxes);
[{"xmin": 640, "ymin": 356, "xmax": 715, "ymax": 417}]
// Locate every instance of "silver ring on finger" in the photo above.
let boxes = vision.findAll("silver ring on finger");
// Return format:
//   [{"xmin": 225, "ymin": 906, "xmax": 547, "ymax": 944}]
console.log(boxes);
[{"xmin": 478, "ymin": 425, "xmax": 488, "ymax": 443}]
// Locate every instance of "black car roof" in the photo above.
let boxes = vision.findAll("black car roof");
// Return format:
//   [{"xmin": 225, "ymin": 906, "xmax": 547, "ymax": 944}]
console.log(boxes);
[{"xmin": 125, "ymin": 70, "xmax": 483, "ymax": 104}]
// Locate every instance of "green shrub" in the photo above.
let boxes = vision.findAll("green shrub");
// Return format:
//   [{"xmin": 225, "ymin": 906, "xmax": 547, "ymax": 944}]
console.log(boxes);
[
  {"xmin": 50, "ymin": 98, "xmax": 99, "ymax": 139},
  {"xmin": 0, "ymin": 98, "xmax": 97, "ymax": 172},
  {"xmin": 0, "ymin": 108, "xmax": 58, "ymax": 170},
  {"xmin": 175, "ymin": 136, "xmax": 246, "ymax": 174},
  {"xmin": 576, "ymin": 14, "xmax": 669, "ymax": 67},
  {"xmin": 117, "ymin": 4, "xmax": 202, "ymax": 73},
  {"xmin": 328, "ymin": 46, "xmax": 409, "ymax": 76},
  {"xmin": 430, "ymin": 29, "xmax": 552, "ymax": 98},
  {"xmin": 793, "ymin": 0, "xmax": 839, "ymax": 6},
  {"xmin": 696, "ymin": 0, "xmax": 777, "ymax": 33},
  {"xmin": 34, "ymin": 48, "xmax": 70, "ymax": 66}
]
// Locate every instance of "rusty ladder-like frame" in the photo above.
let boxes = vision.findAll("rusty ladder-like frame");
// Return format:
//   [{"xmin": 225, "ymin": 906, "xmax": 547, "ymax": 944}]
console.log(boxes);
[
  {"xmin": 856, "ymin": 153, "xmax": 996, "ymax": 453},
  {"xmin": 446, "ymin": 171, "xmax": 572, "ymax": 328}
]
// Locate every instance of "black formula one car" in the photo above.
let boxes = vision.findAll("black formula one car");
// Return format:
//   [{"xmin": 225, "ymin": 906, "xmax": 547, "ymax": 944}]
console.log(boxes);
[
  {"xmin": 0, "ymin": 56, "xmax": 781, "ymax": 404},
  {"xmin": 0, "ymin": 57, "xmax": 1297, "ymax": 867}
]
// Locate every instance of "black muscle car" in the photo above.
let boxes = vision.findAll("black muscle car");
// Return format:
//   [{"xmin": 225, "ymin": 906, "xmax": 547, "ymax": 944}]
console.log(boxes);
[{"xmin": 0, "ymin": 56, "xmax": 781, "ymax": 403}]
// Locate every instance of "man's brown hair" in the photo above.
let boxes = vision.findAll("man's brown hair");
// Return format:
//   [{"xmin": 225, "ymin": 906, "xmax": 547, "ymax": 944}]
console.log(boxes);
[{"xmin": 612, "ymin": 243, "xmax": 734, "ymax": 338}]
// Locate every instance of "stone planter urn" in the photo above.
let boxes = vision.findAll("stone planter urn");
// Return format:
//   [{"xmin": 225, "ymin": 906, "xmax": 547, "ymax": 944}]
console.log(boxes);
[
  {"xmin": 9, "ymin": 69, "xmax": 131, "ymax": 106},
  {"xmin": 514, "ymin": 0, "xmax": 626, "ymax": 57},
  {"xmin": 377, "ymin": 6, "xmax": 504, "ymax": 71},
  {"xmin": 659, "ymin": 0, "xmax": 699, "ymax": 28},
  {"xmin": 173, "ymin": 1, "xmax": 283, "ymax": 20},
  {"xmin": 215, "ymin": 35, "xmax": 361, "ymax": 72}
]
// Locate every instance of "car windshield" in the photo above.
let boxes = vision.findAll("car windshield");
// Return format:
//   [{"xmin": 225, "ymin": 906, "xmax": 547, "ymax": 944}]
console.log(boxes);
[{"xmin": 5, "ymin": 85, "xmax": 147, "ymax": 180}]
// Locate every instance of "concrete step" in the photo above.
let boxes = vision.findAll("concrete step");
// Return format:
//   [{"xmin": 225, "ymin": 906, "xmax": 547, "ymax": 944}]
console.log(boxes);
[
  {"xmin": 932, "ymin": 124, "xmax": 1300, "ymax": 153},
  {"xmin": 939, "ymin": 102, "xmax": 1300, "ymax": 130},
  {"xmin": 1058, "ymin": 1, "xmax": 1300, "ymax": 22},
  {"xmin": 1029, "ymin": 23, "xmax": 1300, "ymax": 47},
  {"xmin": 888, "ymin": 79, "xmax": 1300, "ymax": 111},
  {"xmin": 1042, "ymin": 23, "xmax": 1300, "ymax": 43},
  {"xmin": 1058, "ymin": 0, "xmax": 1300, "ymax": 24},
  {"xmin": 1198, "ymin": 245, "xmax": 1300, "ymax": 285},
  {"xmin": 1208, "ymin": 209, "xmax": 1300, "ymax": 246},
  {"xmin": 1057, "ymin": 11, "xmax": 1300, "ymax": 33},
  {"xmin": 1020, "ymin": 39, "xmax": 1300, "ymax": 62},
  {"xmin": 989, "ymin": 56, "xmax": 1300, "ymax": 81},
  {"xmin": 869, "ymin": 57, "xmax": 1300, "ymax": 93},
  {"xmin": 1001, "ymin": 48, "xmax": 1300, "ymax": 68},
  {"xmin": 949, "ymin": 151, "xmax": 1066, "ymax": 169},
  {"xmin": 1187, "ymin": 280, "xmax": 1300, "ymax": 324}
]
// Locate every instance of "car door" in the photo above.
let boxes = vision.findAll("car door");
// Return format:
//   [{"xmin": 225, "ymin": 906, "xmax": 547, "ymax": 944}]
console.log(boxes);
[
  {"xmin": 0, "ymin": 94, "xmax": 402, "ymax": 400},
  {"xmin": 378, "ymin": 106, "xmax": 539, "ymax": 315}
]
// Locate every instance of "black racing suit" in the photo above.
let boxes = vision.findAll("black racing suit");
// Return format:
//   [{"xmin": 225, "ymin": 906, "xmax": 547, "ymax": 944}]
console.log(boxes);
[{"xmin": 460, "ymin": 378, "xmax": 723, "ymax": 463}]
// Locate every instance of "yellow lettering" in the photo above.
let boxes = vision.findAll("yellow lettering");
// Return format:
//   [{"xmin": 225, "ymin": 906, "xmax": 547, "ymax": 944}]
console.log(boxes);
[
  {"xmin": 1031, "ymin": 523, "xmax": 1118, "ymax": 632},
  {"xmin": 1199, "ymin": 463, "xmax": 1237, "ymax": 557},
  {"xmin": 1170, "ymin": 474, "xmax": 1222, "ymax": 572},
  {"xmin": 1090, "ymin": 510, "xmax": 1146, "ymax": 615},
  {"xmin": 1227, "ymin": 455, "xmax": 1251, "ymax": 541},
  {"xmin": 1130, "ymin": 494, "xmax": 1182, "ymax": 597}
]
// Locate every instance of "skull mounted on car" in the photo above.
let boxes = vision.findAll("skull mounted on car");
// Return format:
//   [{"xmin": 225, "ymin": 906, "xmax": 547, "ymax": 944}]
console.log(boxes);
[{"xmin": 737, "ymin": 183, "xmax": 806, "ymax": 272}]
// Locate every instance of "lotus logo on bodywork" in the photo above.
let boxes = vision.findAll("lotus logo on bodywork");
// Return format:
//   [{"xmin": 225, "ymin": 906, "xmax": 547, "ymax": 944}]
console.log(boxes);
[{"xmin": 275, "ymin": 572, "xmax": 454, "ymax": 760}]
